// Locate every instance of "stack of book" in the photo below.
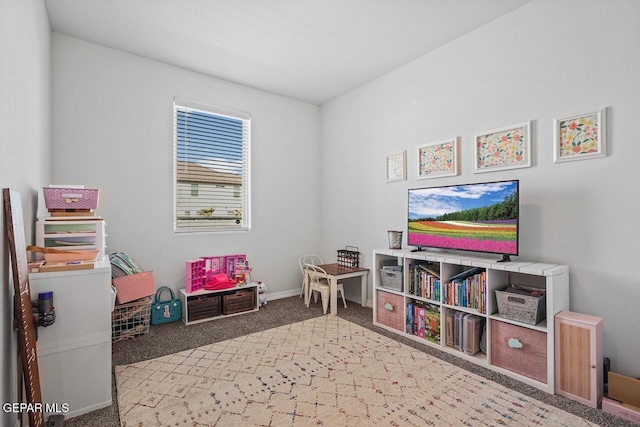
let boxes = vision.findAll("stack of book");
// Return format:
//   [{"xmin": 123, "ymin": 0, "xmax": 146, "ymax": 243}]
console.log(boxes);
[
  {"xmin": 406, "ymin": 300, "xmax": 441, "ymax": 344},
  {"xmin": 443, "ymin": 267, "xmax": 487, "ymax": 314},
  {"xmin": 409, "ymin": 261, "xmax": 441, "ymax": 301},
  {"xmin": 445, "ymin": 310, "xmax": 485, "ymax": 355}
]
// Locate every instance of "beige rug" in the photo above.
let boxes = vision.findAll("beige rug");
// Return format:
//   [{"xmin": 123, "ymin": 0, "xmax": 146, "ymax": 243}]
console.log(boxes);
[{"xmin": 115, "ymin": 316, "xmax": 596, "ymax": 426}]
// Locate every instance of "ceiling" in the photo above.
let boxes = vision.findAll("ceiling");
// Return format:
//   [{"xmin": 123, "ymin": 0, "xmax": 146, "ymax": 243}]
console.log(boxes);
[{"xmin": 44, "ymin": 0, "xmax": 531, "ymax": 105}]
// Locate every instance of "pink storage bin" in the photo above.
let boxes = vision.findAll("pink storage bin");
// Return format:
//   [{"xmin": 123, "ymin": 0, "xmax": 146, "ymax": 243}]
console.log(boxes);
[
  {"xmin": 113, "ymin": 270, "xmax": 155, "ymax": 304},
  {"xmin": 185, "ymin": 259, "xmax": 206, "ymax": 293},
  {"xmin": 44, "ymin": 187, "xmax": 100, "ymax": 210}
]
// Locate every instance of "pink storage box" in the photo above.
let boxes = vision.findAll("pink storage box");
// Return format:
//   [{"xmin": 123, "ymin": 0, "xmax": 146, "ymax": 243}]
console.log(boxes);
[
  {"xmin": 185, "ymin": 259, "xmax": 206, "ymax": 293},
  {"xmin": 602, "ymin": 398, "xmax": 640, "ymax": 424},
  {"xmin": 113, "ymin": 270, "xmax": 155, "ymax": 304},
  {"xmin": 44, "ymin": 187, "xmax": 100, "ymax": 210}
]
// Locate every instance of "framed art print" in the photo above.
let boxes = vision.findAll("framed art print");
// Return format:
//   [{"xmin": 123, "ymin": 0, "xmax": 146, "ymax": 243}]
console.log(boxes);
[
  {"xmin": 417, "ymin": 137, "xmax": 459, "ymax": 179},
  {"xmin": 474, "ymin": 121, "xmax": 531, "ymax": 173},
  {"xmin": 386, "ymin": 150, "xmax": 407, "ymax": 183},
  {"xmin": 554, "ymin": 108, "xmax": 606, "ymax": 163}
]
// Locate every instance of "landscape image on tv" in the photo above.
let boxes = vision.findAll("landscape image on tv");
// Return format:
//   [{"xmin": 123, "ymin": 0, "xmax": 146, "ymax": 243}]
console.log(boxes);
[{"xmin": 408, "ymin": 180, "xmax": 518, "ymax": 255}]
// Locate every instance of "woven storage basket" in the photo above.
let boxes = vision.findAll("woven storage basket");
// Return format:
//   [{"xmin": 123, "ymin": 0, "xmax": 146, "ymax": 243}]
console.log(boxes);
[
  {"xmin": 44, "ymin": 187, "xmax": 100, "ymax": 210},
  {"xmin": 495, "ymin": 285, "xmax": 546, "ymax": 325}
]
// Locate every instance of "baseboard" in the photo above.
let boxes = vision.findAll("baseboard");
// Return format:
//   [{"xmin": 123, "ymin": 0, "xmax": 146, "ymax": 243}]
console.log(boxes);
[
  {"xmin": 62, "ymin": 399, "xmax": 112, "ymax": 420},
  {"xmin": 265, "ymin": 288, "xmax": 373, "ymax": 309},
  {"xmin": 264, "ymin": 288, "xmax": 301, "ymax": 301}
]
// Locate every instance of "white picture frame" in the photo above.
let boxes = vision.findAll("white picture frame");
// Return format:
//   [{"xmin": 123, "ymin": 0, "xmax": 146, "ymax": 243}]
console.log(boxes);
[
  {"xmin": 553, "ymin": 108, "xmax": 606, "ymax": 163},
  {"xmin": 417, "ymin": 137, "xmax": 459, "ymax": 180},
  {"xmin": 473, "ymin": 121, "xmax": 531, "ymax": 173},
  {"xmin": 385, "ymin": 150, "xmax": 407, "ymax": 183}
]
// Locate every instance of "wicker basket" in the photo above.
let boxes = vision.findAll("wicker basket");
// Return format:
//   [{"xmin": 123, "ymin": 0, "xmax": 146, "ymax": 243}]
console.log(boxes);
[
  {"xmin": 495, "ymin": 285, "xmax": 546, "ymax": 325},
  {"xmin": 43, "ymin": 187, "xmax": 100, "ymax": 210}
]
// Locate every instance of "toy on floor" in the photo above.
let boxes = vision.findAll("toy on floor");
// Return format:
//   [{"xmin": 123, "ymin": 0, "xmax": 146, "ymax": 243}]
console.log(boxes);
[{"xmin": 258, "ymin": 281, "xmax": 267, "ymax": 307}]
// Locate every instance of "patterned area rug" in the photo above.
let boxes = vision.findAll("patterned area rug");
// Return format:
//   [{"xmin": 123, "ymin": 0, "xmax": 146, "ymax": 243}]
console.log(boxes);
[{"xmin": 115, "ymin": 316, "xmax": 596, "ymax": 426}]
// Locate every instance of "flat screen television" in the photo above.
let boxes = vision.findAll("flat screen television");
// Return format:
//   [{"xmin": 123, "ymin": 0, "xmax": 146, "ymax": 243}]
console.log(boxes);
[{"xmin": 407, "ymin": 179, "xmax": 519, "ymax": 261}]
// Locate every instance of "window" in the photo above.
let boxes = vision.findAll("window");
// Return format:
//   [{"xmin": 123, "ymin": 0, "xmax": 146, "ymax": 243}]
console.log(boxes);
[{"xmin": 173, "ymin": 98, "xmax": 251, "ymax": 232}]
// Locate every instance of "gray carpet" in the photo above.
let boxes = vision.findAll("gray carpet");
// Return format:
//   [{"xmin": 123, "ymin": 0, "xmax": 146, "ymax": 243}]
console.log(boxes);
[{"xmin": 64, "ymin": 296, "xmax": 634, "ymax": 426}]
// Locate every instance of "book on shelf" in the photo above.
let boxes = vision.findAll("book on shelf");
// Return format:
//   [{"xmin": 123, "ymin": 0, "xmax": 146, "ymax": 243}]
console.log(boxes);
[
  {"xmin": 416, "ymin": 263, "xmax": 440, "ymax": 278},
  {"xmin": 462, "ymin": 314, "xmax": 484, "ymax": 356},
  {"xmin": 445, "ymin": 310, "xmax": 455, "ymax": 347},
  {"xmin": 406, "ymin": 302, "xmax": 414, "ymax": 335},
  {"xmin": 416, "ymin": 306, "xmax": 425, "ymax": 338},
  {"xmin": 453, "ymin": 311, "xmax": 464, "ymax": 351},
  {"xmin": 443, "ymin": 270, "xmax": 486, "ymax": 314},
  {"xmin": 448, "ymin": 266, "xmax": 485, "ymax": 283},
  {"xmin": 407, "ymin": 300, "xmax": 440, "ymax": 344},
  {"xmin": 445, "ymin": 309, "xmax": 486, "ymax": 356},
  {"xmin": 422, "ymin": 303, "xmax": 440, "ymax": 344},
  {"xmin": 410, "ymin": 261, "xmax": 441, "ymax": 301}
]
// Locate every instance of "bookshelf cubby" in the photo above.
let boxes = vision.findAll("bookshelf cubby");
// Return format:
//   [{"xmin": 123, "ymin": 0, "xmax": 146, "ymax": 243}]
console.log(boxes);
[{"xmin": 373, "ymin": 249, "xmax": 569, "ymax": 394}]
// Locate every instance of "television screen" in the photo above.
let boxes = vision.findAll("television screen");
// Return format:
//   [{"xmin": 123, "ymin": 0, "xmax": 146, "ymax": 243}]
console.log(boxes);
[{"xmin": 408, "ymin": 180, "xmax": 519, "ymax": 259}]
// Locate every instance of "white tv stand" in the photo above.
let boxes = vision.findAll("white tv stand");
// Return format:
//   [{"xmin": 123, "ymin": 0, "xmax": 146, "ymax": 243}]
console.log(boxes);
[{"xmin": 373, "ymin": 249, "xmax": 569, "ymax": 394}]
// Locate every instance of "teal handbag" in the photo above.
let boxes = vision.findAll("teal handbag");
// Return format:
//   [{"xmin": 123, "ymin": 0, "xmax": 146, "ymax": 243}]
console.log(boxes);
[{"xmin": 151, "ymin": 286, "xmax": 182, "ymax": 325}]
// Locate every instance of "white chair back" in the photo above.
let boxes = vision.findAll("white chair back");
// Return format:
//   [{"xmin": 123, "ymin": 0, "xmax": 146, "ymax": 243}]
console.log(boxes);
[
  {"xmin": 298, "ymin": 255, "xmax": 323, "ymax": 294},
  {"xmin": 304, "ymin": 263, "xmax": 330, "ymax": 313},
  {"xmin": 299, "ymin": 254, "xmax": 323, "ymax": 273},
  {"xmin": 304, "ymin": 263, "xmax": 329, "ymax": 284}
]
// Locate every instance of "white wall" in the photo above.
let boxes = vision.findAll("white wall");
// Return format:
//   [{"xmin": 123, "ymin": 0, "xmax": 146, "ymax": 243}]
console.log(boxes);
[
  {"xmin": 0, "ymin": 0, "xmax": 52, "ymax": 425},
  {"xmin": 320, "ymin": 0, "xmax": 640, "ymax": 376},
  {"xmin": 51, "ymin": 34, "xmax": 321, "ymax": 299}
]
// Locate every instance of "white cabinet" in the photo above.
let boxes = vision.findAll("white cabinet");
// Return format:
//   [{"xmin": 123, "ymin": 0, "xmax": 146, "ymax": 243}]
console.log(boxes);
[
  {"xmin": 372, "ymin": 249, "xmax": 569, "ymax": 394},
  {"xmin": 28, "ymin": 257, "xmax": 112, "ymax": 419},
  {"xmin": 35, "ymin": 218, "xmax": 107, "ymax": 258}
]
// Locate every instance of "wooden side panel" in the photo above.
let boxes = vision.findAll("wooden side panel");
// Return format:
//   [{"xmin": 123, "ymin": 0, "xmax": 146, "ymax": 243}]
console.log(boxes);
[
  {"xmin": 554, "ymin": 311, "xmax": 603, "ymax": 408},
  {"xmin": 4, "ymin": 189, "xmax": 45, "ymax": 427},
  {"xmin": 557, "ymin": 321, "xmax": 591, "ymax": 400}
]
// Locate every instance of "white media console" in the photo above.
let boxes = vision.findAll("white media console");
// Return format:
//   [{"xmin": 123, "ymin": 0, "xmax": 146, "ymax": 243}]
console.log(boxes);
[{"xmin": 373, "ymin": 249, "xmax": 569, "ymax": 394}]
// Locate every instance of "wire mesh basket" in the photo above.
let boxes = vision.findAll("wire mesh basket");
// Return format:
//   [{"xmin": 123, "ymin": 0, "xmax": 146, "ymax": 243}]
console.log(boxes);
[
  {"xmin": 337, "ymin": 246, "xmax": 360, "ymax": 267},
  {"xmin": 111, "ymin": 297, "xmax": 151, "ymax": 342},
  {"xmin": 110, "ymin": 285, "xmax": 117, "ymax": 312}
]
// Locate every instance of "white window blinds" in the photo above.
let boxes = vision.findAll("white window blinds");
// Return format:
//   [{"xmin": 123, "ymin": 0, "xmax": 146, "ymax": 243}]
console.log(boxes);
[{"xmin": 173, "ymin": 98, "xmax": 251, "ymax": 232}]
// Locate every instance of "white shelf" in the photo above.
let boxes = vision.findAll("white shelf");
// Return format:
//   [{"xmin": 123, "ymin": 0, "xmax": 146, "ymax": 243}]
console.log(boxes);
[
  {"xmin": 179, "ymin": 283, "xmax": 259, "ymax": 325},
  {"xmin": 36, "ymin": 218, "xmax": 107, "ymax": 259},
  {"xmin": 373, "ymin": 249, "xmax": 569, "ymax": 394}
]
